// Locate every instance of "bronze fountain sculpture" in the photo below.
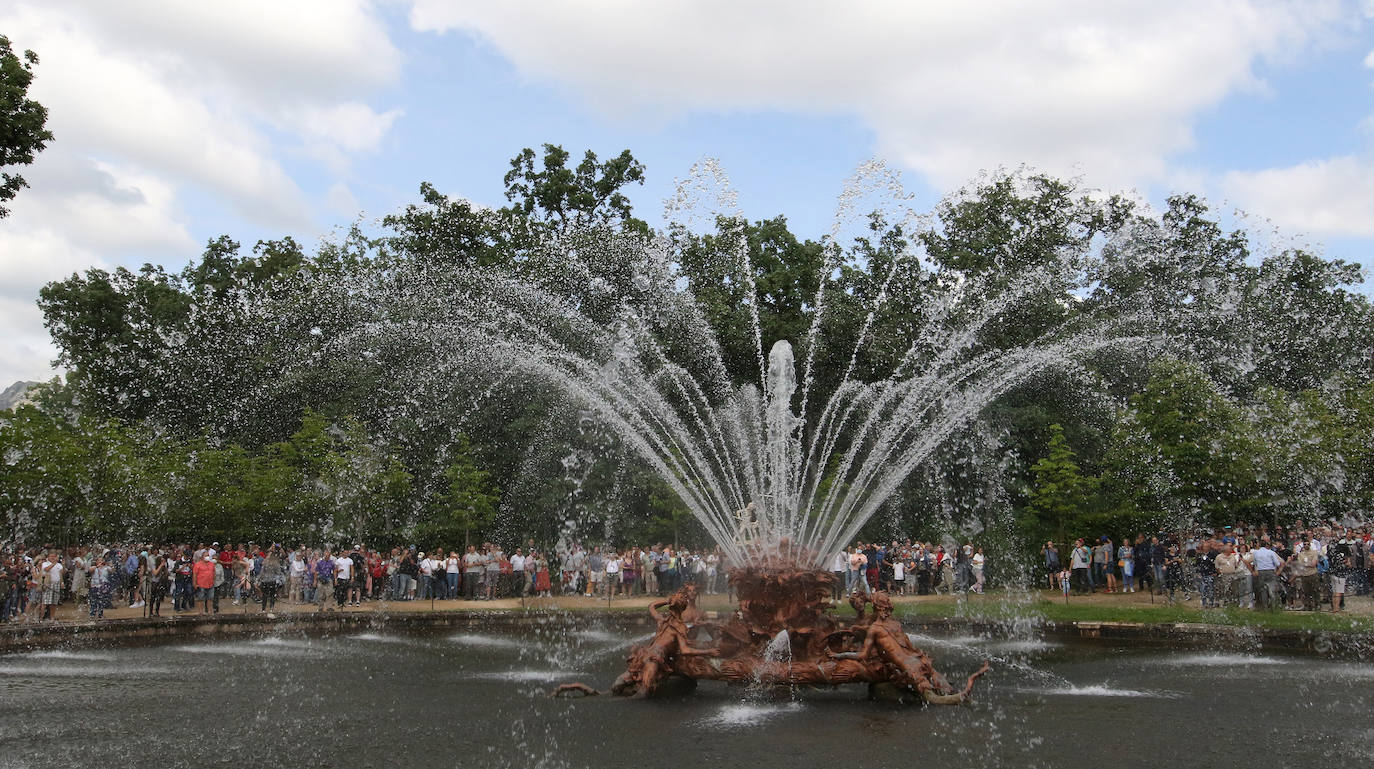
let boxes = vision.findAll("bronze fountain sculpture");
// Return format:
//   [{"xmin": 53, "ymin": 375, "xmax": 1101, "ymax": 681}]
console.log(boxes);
[{"xmin": 557, "ymin": 542, "xmax": 990, "ymax": 705}]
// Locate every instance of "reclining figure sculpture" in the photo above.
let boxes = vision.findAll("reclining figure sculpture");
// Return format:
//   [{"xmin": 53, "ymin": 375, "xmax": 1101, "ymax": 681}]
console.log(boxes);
[{"xmin": 605, "ymin": 568, "xmax": 990, "ymax": 704}]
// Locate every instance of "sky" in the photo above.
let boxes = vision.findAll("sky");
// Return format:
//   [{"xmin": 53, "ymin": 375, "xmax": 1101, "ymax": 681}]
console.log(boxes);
[{"xmin": 1, "ymin": 0, "xmax": 1373, "ymax": 386}]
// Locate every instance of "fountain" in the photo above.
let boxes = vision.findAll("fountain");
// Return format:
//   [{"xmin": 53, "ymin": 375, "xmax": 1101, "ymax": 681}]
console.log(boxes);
[
  {"xmin": 175, "ymin": 164, "xmax": 1143, "ymax": 706},
  {"xmin": 593, "ymin": 340, "xmax": 993, "ymax": 704}
]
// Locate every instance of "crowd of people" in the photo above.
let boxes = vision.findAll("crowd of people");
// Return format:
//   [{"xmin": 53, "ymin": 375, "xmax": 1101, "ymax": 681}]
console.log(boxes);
[
  {"xmin": 831, "ymin": 541, "xmax": 989, "ymax": 598},
  {"xmin": 0, "ymin": 540, "xmax": 745, "ymax": 622},
  {"xmin": 1041, "ymin": 522, "xmax": 1374, "ymax": 611},
  {"xmin": 2, "ymin": 522, "xmax": 1368, "ymax": 624}
]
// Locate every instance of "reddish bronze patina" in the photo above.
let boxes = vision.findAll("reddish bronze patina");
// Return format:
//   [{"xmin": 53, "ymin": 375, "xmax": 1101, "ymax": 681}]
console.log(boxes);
[{"xmin": 605, "ymin": 567, "xmax": 990, "ymax": 704}]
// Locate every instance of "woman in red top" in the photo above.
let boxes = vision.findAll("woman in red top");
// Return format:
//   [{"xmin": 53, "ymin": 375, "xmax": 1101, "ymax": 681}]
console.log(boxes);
[{"xmin": 368, "ymin": 552, "xmax": 385, "ymax": 599}]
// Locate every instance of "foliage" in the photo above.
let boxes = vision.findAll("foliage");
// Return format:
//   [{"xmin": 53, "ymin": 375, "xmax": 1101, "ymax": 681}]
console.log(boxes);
[
  {"xmin": 420, "ymin": 435, "xmax": 499, "ymax": 548},
  {"xmin": 1026, "ymin": 424, "xmax": 1097, "ymax": 545},
  {"xmin": 0, "ymin": 35, "xmax": 53, "ymax": 217},
  {"xmin": 17, "ymin": 149, "xmax": 1374, "ymax": 556}
]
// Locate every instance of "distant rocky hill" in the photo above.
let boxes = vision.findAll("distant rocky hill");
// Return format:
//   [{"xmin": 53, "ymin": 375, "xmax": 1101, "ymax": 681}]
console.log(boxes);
[{"xmin": 0, "ymin": 381, "xmax": 40, "ymax": 411}]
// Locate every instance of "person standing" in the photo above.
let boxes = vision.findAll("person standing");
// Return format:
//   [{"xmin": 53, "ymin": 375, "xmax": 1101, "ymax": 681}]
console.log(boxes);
[
  {"xmin": 513, "ymin": 549, "xmax": 529, "ymax": 597},
  {"xmin": 848, "ymin": 546, "xmax": 869, "ymax": 595},
  {"xmin": 258, "ymin": 547, "xmax": 285, "ymax": 611},
  {"xmin": 939, "ymin": 549, "xmax": 955, "ymax": 595},
  {"xmin": 348, "ymin": 546, "xmax": 365, "ymax": 606},
  {"xmin": 971, "ymin": 548, "xmax": 986, "ymax": 594},
  {"xmin": 1328, "ymin": 534, "xmax": 1355, "ymax": 613},
  {"xmin": 37, "ymin": 551, "xmax": 63, "ymax": 621},
  {"xmin": 417, "ymin": 552, "xmax": 434, "ymax": 600},
  {"xmin": 174, "ymin": 551, "xmax": 193, "ymax": 611},
  {"xmin": 533, "ymin": 551, "xmax": 552, "ymax": 597},
  {"xmin": 1090, "ymin": 537, "xmax": 1110, "ymax": 593},
  {"xmin": 445, "ymin": 550, "xmax": 462, "ymax": 599},
  {"xmin": 1117, "ymin": 538, "xmax": 1136, "ymax": 593},
  {"xmin": 1070, "ymin": 539, "xmax": 1092, "ymax": 595},
  {"xmin": 192, "ymin": 553, "xmax": 217, "ymax": 614},
  {"xmin": 484, "ymin": 544, "xmax": 504, "ymax": 600},
  {"xmin": 586, "ymin": 547, "xmax": 604, "ymax": 598},
  {"xmin": 288, "ymin": 551, "xmax": 306, "ymax": 604},
  {"xmin": 333, "ymin": 549, "xmax": 353, "ymax": 609},
  {"xmin": 1197, "ymin": 540, "xmax": 1218, "ymax": 608},
  {"xmin": 1289, "ymin": 539, "xmax": 1321, "ymax": 611},
  {"xmin": 1041, "ymin": 542, "xmax": 1061, "ymax": 590},
  {"xmin": 399, "ymin": 549, "xmax": 418, "ymax": 600},
  {"xmin": 1251, "ymin": 538, "xmax": 1285, "ymax": 611},
  {"xmin": 122, "ymin": 549, "xmax": 143, "ymax": 609},
  {"xmin": 463, "ymin": 545, "xmax": 484, "ymax": 600},
  {"xmin": 622, "ymin": 550, "xmax": 639, "ymax": 597},
  {"xmin": 70, "ymin": 550, "xmax": 89, "ymax": 612},
  {"xmin": 148, "ymin": 551, "xmax": 168, "ymax": 617},
  {"xmin": 1147, "ymin": 536, "xmax": 1165, "ymax": 595},
  {"xmin": 604, "ymin": 550, "xmax": 620, "ymax": 598},
  {"xmin": 88, "ymin": 556, "xmax": 113, "ymax": 619},
  {"xmin": 313, "ymin": 550, "xmax": 334, "ymax": 612},
  {"xmin": 1213, "ymin": 542, "xmax": 1241, "ymax": 607},
  {"xmin": 643, "ymin": 547, "xmax": 659, "ymax": 596}
]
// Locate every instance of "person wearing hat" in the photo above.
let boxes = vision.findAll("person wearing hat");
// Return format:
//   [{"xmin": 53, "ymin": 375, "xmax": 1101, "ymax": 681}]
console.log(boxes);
[{"xmin": 37, "ymin": 550, "xmax": 63, "ymax": 621}]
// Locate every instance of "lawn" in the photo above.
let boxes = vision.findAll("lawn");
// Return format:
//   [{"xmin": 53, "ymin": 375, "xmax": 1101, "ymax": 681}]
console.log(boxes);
[{"xmin": 891, "ymin": 593, "xmax": 1374, "ymax": 633}]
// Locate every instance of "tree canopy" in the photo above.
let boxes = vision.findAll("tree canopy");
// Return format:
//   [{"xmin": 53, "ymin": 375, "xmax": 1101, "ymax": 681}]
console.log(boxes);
[{"xmin": 9, "ymin": 144, "xmax": 1373, "ymax": 556}]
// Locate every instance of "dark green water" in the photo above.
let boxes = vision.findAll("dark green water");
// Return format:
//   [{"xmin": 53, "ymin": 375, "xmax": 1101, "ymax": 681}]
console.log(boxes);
[{"xmin": 0, "ymin": 621, "xmax": 1369, "ymax": 769}]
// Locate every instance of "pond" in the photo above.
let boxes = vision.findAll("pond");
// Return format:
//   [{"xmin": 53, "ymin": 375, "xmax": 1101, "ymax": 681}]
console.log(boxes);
[{"xmin": 0, "ymin": 620, "xmax": 1369, "ymax": 768}]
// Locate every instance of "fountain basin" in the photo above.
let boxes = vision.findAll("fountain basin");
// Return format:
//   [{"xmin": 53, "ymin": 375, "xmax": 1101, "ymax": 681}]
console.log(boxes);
[{"xmin": 0, "ymin": 619, "xmax": 1367, "ymax": 768}]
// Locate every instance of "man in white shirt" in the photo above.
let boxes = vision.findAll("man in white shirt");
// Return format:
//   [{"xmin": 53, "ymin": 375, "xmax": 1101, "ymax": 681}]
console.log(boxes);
[
  {"xmin": 289, "ymin": 553, "xmax": 307, "ymax": 603},
  {"xmin": 418, "ymin": 553, "xmax": 436, "ymax": 600},
  {"xmin": 831, "ymin": 550, "xmax": 848, "ymax": 601},
  {"xmin": 333, "ymin": 552, "xmax": 353, "ymax": 609},
  {"xmin": 604, "ymin": 551, "xmax": 620, "ymax": 598},
  {"xmin": 510, "ymin": 550, "xmax": 527, "ymax": 597},
  {"xmin": 444, "ymin": 551, "xmax": 461, "ymax": 600},
  {"xmin": 1070, "ymin": 539, "xmax": 1092, "ymax": 595}
]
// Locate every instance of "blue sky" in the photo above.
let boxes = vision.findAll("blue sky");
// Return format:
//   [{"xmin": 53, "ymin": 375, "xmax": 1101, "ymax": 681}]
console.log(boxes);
[{"xmin": 2, "ymin": 1, "xmax": 1373, "ymax": 384}]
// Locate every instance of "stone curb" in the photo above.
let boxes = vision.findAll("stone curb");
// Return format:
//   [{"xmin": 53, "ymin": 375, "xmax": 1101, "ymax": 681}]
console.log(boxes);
[{"xmin": 2, "ymin": 609, "xmax": 1369, "ymax": 658}]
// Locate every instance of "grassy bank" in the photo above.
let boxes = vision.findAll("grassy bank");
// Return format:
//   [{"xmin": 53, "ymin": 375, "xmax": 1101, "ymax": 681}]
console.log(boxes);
[{"xmin": 891, "ymin": 594, "xmax": 1374, "ymax": 633}]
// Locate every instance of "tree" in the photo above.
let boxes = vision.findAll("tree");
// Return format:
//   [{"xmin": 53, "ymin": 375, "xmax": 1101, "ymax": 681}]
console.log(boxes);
[
  {"xmin": 1026, "ymin": 423, "xmax": 1097, "ymax": 545},
  {"xmin": 1103, "ymin": 359, "xmax": 1262, "ymax": 528},
  {"xmin": 424, "ymin": 435, "xmax": 500, "ymax": 548},
  {"xmin": 503, "ymin": 143, "xmax": 647, "ymax": 236},
  {"xmin": 0, "ymin": 35, "xmax": 53, "ymax": 217}
]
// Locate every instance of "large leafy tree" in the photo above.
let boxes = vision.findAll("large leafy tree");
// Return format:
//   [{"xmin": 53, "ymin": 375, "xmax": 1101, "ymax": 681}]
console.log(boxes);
[
  {"xmin": 0, "ymin": 35, "xmax": 53, "ymax": 217},
  {"xmin": 1103, "ymin": 359, "xmax": 1262, "ymax": 529},
  {"xmin": 503, "ymin": 143, "xmax": 647, "ymax": 236}
]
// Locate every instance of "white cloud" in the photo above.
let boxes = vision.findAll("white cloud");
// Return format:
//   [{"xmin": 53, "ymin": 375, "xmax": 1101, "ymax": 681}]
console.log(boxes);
[
  {"xmin": 325, "ymin": 182, "xmax": 363, "ymax": 217},
  {"xmin": 295, "ymin": 103, "xmax": 405, "ymax": 153},
  {"xmin": 1223, "ymin": 155, "xmax": 1374, "ymax": 237},
  {"xmin": 0, "ymin": 0, "xmax": 404, "ymax": 383},
  {"xmin": 0, "ymin": 154, "xmax": 196, "ymax": 384},
  {"xmin": 408, "ymin": 0, "xmax": 1348, "ymax": 190}
]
